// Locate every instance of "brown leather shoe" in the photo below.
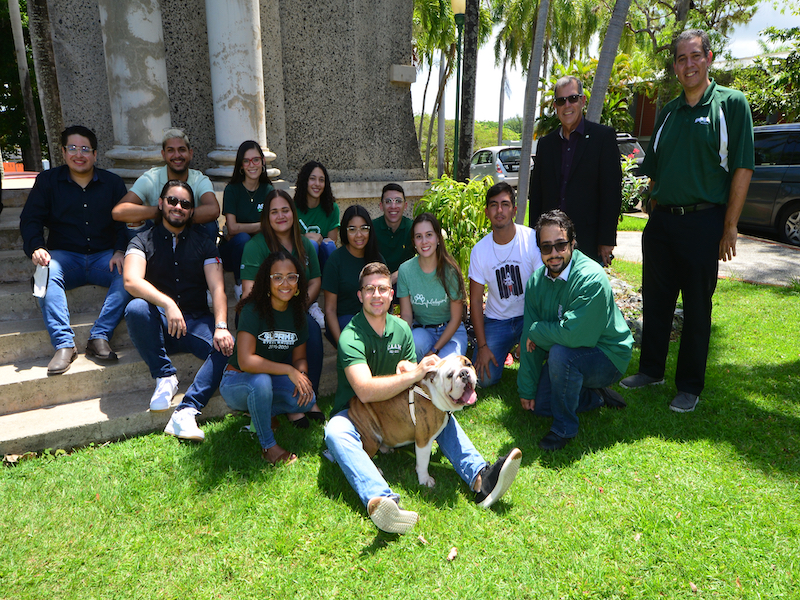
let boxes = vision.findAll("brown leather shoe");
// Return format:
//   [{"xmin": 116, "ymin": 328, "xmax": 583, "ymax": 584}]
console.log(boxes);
[
  {"xmin": 85, "ymin": 338, "xmax": 118, "ymax": 361},
  {"xmin": 47, "ymin": 347, "xmax": 77, "ymax": 375}
]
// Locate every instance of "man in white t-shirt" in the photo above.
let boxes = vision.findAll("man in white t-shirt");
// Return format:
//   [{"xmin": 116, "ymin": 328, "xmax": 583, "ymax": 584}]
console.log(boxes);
[
  {"xmin": 469, "ymin": 182, "xmax": 543, "ymax": 387},
  {"xmin": 112, "ymin": 128, "xmax": 220, "ymax": 239}
]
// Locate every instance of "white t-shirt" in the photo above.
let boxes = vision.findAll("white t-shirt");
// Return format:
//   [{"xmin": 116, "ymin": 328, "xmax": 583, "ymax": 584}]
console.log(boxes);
[{"xmin": 468, "ymin": 224, "xmax": 542, "ymax": 320}]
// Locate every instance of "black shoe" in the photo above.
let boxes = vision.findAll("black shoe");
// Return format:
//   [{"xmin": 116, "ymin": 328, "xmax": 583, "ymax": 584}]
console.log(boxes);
[
  {"xmin": 289, "ymin": 415, "xmax": 310, "ymax": 429},
  {"xmin": 85, "ymin": 338, "xmax": 118, "ymax": 361},
  {"xmin": 538, "ymin": 431, "xmax": 570, "ymax": 452},
  {"xmin": 474, "ymin": 448, "xmax": 522, "ymax": 508},
  {"xmin": 595, "ymin": 387, "xmax": 627, "ymax": 409}
]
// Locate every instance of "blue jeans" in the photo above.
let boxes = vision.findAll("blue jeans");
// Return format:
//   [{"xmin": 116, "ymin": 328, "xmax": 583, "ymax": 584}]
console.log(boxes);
[
  {"xmin": 472, "ymin": 315, "xmax": 524, "ymax": 387},
  {"xmin": 220, "ymin": 369, "xmax": 315, "ymax": 450},
  {"xmin": 412, "ymin": 323, "xmax": 468, "ymax": 363},
  {"xmin": 39, "ymin": 249, "xmax": 131, "ymax": 350},
  {"xmin": 324, "ymin": 409, "xmax": 487, "ymax": 508},
  {"xmin": 124, "ymin": 298, "xmax": 227, "ymax": 412},
  {"xmin": 324, "ymin": 314, "xmax": 354, "ymax": 348},
  {"xmin": 218, "ymin": 232, "xmax": 252, "ymax": 282},
  {"xmin": 308, "ymin": 238, "xmax": 337, "ymax": 272},
  {"xmin": 533, "ymin": 344, "xmax": 623, "ymax": 438}
]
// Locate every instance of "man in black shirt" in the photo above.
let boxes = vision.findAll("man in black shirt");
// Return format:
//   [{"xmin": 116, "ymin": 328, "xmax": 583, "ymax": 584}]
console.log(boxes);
[
  {"xmin": 19, "ymin": 125, "xmax": 129, "ymax": 374},
  {"xmin": 123, "ymin": 180, "xmax": 233, "ymax": 441}
]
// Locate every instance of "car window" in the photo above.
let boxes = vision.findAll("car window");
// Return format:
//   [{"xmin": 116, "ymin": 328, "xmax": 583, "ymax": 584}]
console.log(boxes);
[
  {"xmin": 498, "ymin": 149, "xmax": 521, "ymax": 163},
  {"xmin": 754, "ymin": 132, "xmax": 789, "ymax": 166},
  {"xmin": 471, "ymin": 152, "xmax": 481, "ymax": 166},
  {"xmin": 618, "ymin": 141, "xmax": 644, "ymax": 158},
  {"xmin": 783, "ymin": 135, "xmax": 800, "ymax": 165}
]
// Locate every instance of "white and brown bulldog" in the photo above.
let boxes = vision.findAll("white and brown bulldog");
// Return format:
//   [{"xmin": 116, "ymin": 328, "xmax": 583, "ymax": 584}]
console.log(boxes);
[{"xmin": 348, "ymin": 354, "xmax": 478, "ymax": 488}]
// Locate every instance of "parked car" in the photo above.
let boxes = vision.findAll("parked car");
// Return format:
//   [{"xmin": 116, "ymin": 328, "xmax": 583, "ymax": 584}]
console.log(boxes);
[
  {"xmin": 470, "ymin": 144, "xmax": 536, "ymax": 187},
  {"xmin": 739, "ymin": 123, "xmax": 800, "ymax": 246},
  {"xmin": 616, "ymin": 132, "xmax": 646, "ymax": 176}
]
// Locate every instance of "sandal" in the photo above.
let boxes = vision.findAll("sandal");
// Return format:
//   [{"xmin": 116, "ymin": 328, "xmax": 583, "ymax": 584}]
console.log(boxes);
[
  {"xmin": 288, "ymin": 415, "xmax": 310, "ymax": 429},
  {"xmin": 261, "ymin": 447, "xmax": 297, "ymax": 466}
]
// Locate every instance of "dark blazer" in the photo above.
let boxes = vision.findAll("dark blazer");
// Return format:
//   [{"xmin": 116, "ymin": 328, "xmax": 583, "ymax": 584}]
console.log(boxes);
[{"xmin": 528, "ymin": 119, "xmax": 622, "ymax": 261}]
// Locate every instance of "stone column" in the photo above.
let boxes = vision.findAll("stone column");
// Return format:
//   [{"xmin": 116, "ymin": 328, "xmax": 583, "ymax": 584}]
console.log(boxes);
[
  {"xmin": 204, "ymin": 0, "xmax": 277, "ymax": 178},
  {"xmin": 97, "ymin": 0, "xmax": 172, "ymax": 178}
]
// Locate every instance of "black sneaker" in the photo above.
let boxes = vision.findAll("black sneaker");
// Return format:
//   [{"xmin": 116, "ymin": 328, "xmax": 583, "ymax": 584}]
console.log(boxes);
[
  {"xmin": 594, "ymin": 387, "xmax": 627, "ymax": 409},
  {"xmin": 474, "ymin": 448, "xmax": 522, "ymax": 508}
]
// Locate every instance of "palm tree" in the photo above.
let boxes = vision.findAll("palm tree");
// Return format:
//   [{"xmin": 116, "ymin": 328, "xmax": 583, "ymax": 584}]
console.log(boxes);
[{"xmin": 586, "ymin": 0, "xmax": 633, "ymax": 123}]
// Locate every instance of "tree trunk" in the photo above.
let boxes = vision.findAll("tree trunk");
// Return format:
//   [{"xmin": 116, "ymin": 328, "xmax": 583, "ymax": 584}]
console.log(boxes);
[
  {"xmin": 538, "ymin": 39, "xmax": 550, "ymax": 123},
  {"xmin": 426, "ymin": 57, "xmax": 452, "ymax": 179},
  {"xmin": 585, "ymin": 0, "xmax": 633, "ymax": 124},
  {"xmin": 437, "ymin": 50, "xmax": 447, "ymax": 178},
  {"xmin": 516, "ymin": 0, "xmax": 550, "ymax": 224},
  {"xmin": 418, "ymin": 62, "xmax": 433, "ymax": 150},
  {"xmin": 9, "ymin": 0, "xmax": 43, "ymax": 171},
  {"xmin": 456, "ymin": 0, "xmax": 479, "ymax": 182},
  {"xmin": 29, "ymin": 0, "xmax": 64, "ymax": 167},
  {"xmin": 497, "ymin": 51, "xmax": 508, "ymax": 145}
]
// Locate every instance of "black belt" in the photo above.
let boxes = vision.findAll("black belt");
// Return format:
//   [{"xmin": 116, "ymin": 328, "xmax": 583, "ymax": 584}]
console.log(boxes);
[
  {"xmin": 413, "ymin": 322, "xmax": 448, "ymax": 329},
  {"xmin": 654, "ymin": 202, "xmax": 719, "ymax": 216}
]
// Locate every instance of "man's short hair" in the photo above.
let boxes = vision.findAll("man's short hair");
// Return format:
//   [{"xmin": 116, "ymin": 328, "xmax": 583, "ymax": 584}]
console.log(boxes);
[
  {"xmin": 60, "ymin": 125, "xmax": 97, "ymax": 151},
  {"xmin": 534, "ymin": 209, "xmax": 576, "ymax": 243},
  {"xmin": 486, "ymin": 181, "xmax": 516, "ymax": 206},
  {"xmin": 358, "ymin": 262, "xmax": 391, "ymax": 287},
  {"xmin": 161, "ymin": 128, "xmax": 191, "ymax": 149},
  {"xmin": 381, "ymin": 183, "xmax": 405, "ymax": 201},
  {"xmin": 673, "ymin": 29, "xmax": 711, "ymax": 61},
  {"xmin": 554, "ymin": 75, "xmax": 583, "ymax": 97}
]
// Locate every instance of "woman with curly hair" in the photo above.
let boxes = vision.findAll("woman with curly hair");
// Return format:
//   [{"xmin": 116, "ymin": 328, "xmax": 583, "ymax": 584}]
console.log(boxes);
[
  {"xmin": 321, "ymin": 204, "xmax": 385, "ymax": 346},
  {"xmin": 398, "ymin": 213, "xmax": 468, "ymax": 362},
  {"xmin": 294, "ymin": 161, "xmax": 339, "ymax": 270},
  {"xmin": 219, "ymin": 140, "xmax": 275, "ymax": 299},
  {"xmin": 219, "ymin": 251, "xmax": 324, "ymax": 465}
]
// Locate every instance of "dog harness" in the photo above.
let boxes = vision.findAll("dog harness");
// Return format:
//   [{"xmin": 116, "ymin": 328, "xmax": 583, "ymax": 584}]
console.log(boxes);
[{"xmin": 408, "ymin": 385, "xmax": 451, "ymax": 426}]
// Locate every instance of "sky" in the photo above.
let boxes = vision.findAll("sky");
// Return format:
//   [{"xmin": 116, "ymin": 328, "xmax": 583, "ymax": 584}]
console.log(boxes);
[{"xmin": 411, "ymin": 3, "xmax": 800, "ymax": 123}]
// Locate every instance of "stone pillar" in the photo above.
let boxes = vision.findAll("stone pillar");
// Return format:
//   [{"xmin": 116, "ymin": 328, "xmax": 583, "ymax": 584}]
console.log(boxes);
[
  {"xmin": 204, "ymin": 0, "xmax": 277, "ymax": 178},
  {"xmin": 97, "ymin": 0, "xmax": 172, "ymax": 178}
]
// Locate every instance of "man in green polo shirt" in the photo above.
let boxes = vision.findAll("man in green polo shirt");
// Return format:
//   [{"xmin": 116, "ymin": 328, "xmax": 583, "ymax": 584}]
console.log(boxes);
[
  {"xmin": 621, "ymin": 29, "xmax": 754, "ymax": 413},
  {"xmin": 373, "ymin": 183, "xmax": 414, "ymax": 287},
  {"xmin": 324, "ymin": 262, "xmax": 522, "ymax": 534}
]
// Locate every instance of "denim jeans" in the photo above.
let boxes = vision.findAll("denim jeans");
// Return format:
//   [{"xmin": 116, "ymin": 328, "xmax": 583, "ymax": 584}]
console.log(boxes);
[
  {"xmin": 533, "ymin": 344, "xmax": 622, "ymax": 438},
  {"xmin": 324, "ymin": 409, "xmax": 487, "ymax": 508},
  {"xmin": 323, "ymin": 314, "xmax": 354, "ymax": 348},
  {"xmin": 39, "ymin": 249, "xmax": 131, "ymax": 350},
  {"xmin": 308, "ymin": 237, "xmax": 337, "ymax": 272},
  {"xmin": 472, "ymin": 315, "xmax": 524, "ymax": 387},
  {"xmin": 124, "ymin": 298, "xmax": 227, "ymax": 411},
  {"xmin": 412, "ymin": 323, "xmax": 468, "ymax": 363},
  {"xmin": 218, "ymin": 232, "xmax": 252, "ymax": 283},
  {"xmin": 220, "ymin": 369, "xmax": 315, "ymax": 450}
]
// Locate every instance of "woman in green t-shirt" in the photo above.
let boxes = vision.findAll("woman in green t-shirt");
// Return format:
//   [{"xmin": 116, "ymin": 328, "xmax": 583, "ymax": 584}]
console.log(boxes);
[
  {"xmin": 398, "ymin": 213, "xmax": 468, "ymax": 362},
  {"xmin": 294, "ymin": 161, "xmax": 339, "ymax": 270},
  {"xmin": 219, "ymin": 251, "xmax": 324, "ymax": 466},
  {"xmin": 219, "ymin": 140, "xmax": 275, "ymax": 299}
]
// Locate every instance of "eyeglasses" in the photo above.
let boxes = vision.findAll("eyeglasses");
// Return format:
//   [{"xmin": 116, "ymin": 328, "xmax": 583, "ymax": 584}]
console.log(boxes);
[
  {"xmin": 539, "ymin": 241, "xmax": 571, "ymax": 255},
  {"xmin": 346, "ymin": 225, "xmax": 371, "ymax": 234},
  {"xmin": 382, "ymin": 197, "xmax": 404, "ymax": 205},
  {"xmin": 242, "ymin": 157, "xmax": 262, "ymax": 166},
  {"xmin": 554, "ymin": 94, "xmax": 582, "ymax": 107},
  {"xmin": 362, "ymin": 284, "xmax": 392, "ymax": 296},
  {"xmin": 269, "ymin": 273, "xmax": 300, "ymax": 285},
  {"xmin": 163, "ymin": 196, "xmax": 193, "ymax": 210},
  {"xmin": 64, "ymin": 145, "xmax": 93, "ymax": 156}
]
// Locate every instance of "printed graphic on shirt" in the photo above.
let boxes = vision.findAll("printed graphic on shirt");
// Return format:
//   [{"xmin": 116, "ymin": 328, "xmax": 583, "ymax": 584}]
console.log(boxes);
[
  {"xmin": 495, "ymin": 264, "xmax": 524, "ymax": 299},
  {"xmin": 387, "ymin": 343, "xmax": 403, "ymax": 355},
  {"xmin": 299, "ymin": 218, "xmax": 321, "ymax": 234},
  {"xmin": 257, "ymin": 330, "xmax": 298, "ymax": 351},
  {"xmin": 412, "ymin": 293, "xmax": 448, "ymax": 309},
  {"xmin": 257, "ymin": 203, "xmax": 264, "ymax": 212}
]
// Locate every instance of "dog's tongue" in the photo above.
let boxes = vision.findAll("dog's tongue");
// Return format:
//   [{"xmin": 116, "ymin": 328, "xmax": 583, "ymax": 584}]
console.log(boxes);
[{"xmin": 460, "ymin": 387, "xmax": 477, "ymax": 406}]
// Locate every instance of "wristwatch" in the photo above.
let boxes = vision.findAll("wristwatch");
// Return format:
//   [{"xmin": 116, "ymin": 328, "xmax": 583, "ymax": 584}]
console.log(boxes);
[{"xmin": 215, "ymin": 322, "xmax": 228, "ymax": 330}]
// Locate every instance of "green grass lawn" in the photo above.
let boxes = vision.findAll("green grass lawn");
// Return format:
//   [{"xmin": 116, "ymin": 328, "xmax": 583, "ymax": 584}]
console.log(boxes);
[
  {"xmin": 2, "ymin": 262, "xmax": 799, "ymax": 599},
  {"xmin": 618, "ymin": 214, "xmax": 648, "ymax": 232}
]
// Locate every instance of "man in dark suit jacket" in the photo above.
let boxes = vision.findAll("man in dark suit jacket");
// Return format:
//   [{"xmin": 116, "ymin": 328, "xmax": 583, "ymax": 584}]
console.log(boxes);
[{"xmin": 528, "ymin": 76, "xmax": 622, "ymax": 266}]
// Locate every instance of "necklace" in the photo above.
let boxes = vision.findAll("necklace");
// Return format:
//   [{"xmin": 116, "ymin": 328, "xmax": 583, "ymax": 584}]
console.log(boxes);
[
  {"xmin": 243, "ymin": 182, "xmax": 259, "ymax": 202},
  {"xmin": 491, "ymin": 230, "xmax": 518, "ymax": 264}
]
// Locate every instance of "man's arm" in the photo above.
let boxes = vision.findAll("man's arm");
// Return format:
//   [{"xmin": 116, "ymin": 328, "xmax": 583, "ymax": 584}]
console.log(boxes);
[
  {"xmin": 112, "ymin": 190, "xmax": 159, "ymax": 223},
  {"xmin": 469, "ymin": 277, "xmax": 498, "ymax": 382},
  {"xmin": 719, "ymin": 167, "xmax": 753, "ymax": 262},
  {"xmin": 123, "ymin": 252, "xmax": 187, "ymax": 338},
  {"xmin": 344, "ymin": 355, "xmax": 439, "ymax": 404},
  {"xmin": 204, "ymin": 261, "xmax": 234, "ymax": 356},
  {"xmin": 192, "ymin": 191, "xmax": 221, "ymax": 225}
]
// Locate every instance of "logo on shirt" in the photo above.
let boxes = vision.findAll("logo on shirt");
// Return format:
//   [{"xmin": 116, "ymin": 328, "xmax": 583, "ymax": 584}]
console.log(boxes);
[
  {"xmin": 694, "ymin": 116, "xmax": 711, "ymax": 125},
  {"xmin": 257, "ymin": 203, "xmax": 264, "ymax": 212},
  {"xmin": 387, "ymin": 343, "xmax": 402, "ymax": 354},
  {"xmin": 257, "ymin": 330, "xmax": 298, "ymax": 350},
  {"xmin": 412, "ymin": 293, "xmax": 446, "ymax": 309},
  {"xmin": 557, "ymin": 304, "xmax": 564, "ymax": 320},
  {"xmin": 495, "ymin": 264, "xmax": 524, "ymax": 299}
]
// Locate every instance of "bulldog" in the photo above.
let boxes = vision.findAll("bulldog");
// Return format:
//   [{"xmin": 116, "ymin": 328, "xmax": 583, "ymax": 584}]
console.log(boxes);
[{"xmin": 348, "ymin": 354, "xmax": 478, "ymax": 488}]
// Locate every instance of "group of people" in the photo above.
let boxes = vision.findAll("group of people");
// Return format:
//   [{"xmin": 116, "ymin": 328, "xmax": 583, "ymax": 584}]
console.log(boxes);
[{"xmin": 18, "ymin": 28, "xmax": 754, "ymax": 533}]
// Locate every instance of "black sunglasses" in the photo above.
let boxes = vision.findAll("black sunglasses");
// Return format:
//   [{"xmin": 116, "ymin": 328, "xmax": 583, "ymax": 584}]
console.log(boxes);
[
  {"xmin": 539, "ymin": 240, "xmax": 571, "ymax": 255},
  {"xmin": 554, "ymin": 94, "xmax": 582, "ymax": 107},
  {"xmin": 163, "ymin": 196, "xmax": 193, "ymax": 210}
]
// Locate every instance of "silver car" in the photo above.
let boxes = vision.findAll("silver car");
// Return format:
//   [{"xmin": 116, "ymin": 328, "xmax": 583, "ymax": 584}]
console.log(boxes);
[{"xmin": 470, "ymin": 145, "xmax": 536, "ymax": 187}]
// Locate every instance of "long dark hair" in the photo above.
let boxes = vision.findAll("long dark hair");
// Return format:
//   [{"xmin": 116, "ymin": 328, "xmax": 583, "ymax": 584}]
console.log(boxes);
[
  {"xmin": 341, "ymin": 204, "xmax": 381, "ymax": 264},
  {"xmin": 260, "ymin": 189, "xmax": 308, "ymax": 269},
  {"xmin": 235, "ymin": 250, "xmax": 308, "ymax": 331},
  {"xmin": 228, "ymin": 140, "xmax": 272, "ymax": 187},
  {"xmin": 411, "ymin": 213, "xmax": 466, "ymax": 302},
  {"xmin": 294, "ymin": 160, "xmax": 335, "ymax": 216}
]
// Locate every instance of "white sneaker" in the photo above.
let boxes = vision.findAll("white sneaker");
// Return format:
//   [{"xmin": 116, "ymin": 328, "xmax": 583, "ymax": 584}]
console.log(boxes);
[
  {"xmin": 149, "ymin": 375, "xmax": 178, "ymax": 412},
  {"xmin": 233, "ymin": 283, "xmax": 243, "ymax": 301},
  {"xmin": 367, "ymin": 496, "xmax": 418, "ymax": 534},
  {"xmin": 308, "ymin": 302, "xmax": 325, "ymax": 329},
  {"xmin": 164, "ymin": 407, "xmax": 205, "ymax": 441}
]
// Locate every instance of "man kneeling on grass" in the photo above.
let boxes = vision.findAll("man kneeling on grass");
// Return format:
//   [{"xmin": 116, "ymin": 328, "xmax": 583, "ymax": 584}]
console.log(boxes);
[
  {"xmin": 324, "ymin": 262, "xmax": 522, "ymax": 534},
  {"xmin": 518, "ymin": 210, "xmax": 633, "ymax": 451}
]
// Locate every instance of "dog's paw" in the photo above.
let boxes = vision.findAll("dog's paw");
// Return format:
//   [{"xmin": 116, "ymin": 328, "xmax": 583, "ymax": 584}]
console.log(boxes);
[{"xmin": 418, "ymin": 474, "xmax": 436, "ymax": 488}]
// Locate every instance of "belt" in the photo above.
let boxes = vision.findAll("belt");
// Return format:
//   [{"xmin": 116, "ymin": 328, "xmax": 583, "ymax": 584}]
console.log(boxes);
[
  {"xmin": 654, "ymin": 202, "xmax": 719, "ymax": 216},
  {"xmin": 414, "ymin": 322, "xmax": 448, "ymax": 330}
]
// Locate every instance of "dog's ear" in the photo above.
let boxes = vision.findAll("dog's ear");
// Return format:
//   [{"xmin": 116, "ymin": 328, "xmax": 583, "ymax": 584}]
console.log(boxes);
[{"xmin": 425, "ymin": 370, "xmax": 436, "ymax": 382}]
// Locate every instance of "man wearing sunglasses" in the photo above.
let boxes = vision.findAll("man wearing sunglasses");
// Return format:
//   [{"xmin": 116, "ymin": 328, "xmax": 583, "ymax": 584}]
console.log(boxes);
[
  {"xmin": 20, "ymin": 125, "xmax": 129, "ymax": 374},
  {"xmin": 528, "ymin": 76, "xmax": 622, "ymax": 267},
  {"xmin": 374, "ymin": 183, "xmax": 414, "ymax": 289},
  {"xmin": 123, "ymin": 180, "xmax": 234, "ymax": 441},
  {"xmin": 518, "ymin": 210, "xmax": 632, "ymax": 451}
]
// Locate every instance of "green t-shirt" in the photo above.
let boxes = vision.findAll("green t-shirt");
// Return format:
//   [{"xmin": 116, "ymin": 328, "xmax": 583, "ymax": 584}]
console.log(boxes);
[
  {"xmin": 374, "ymin": 215, "xmax": 414, "ymax": 273},
  {"xmin": 396, "ymin": 257, "xmax": 463, "ymax": 326},
  {"xmin": 222, "ymin": 181, "xmax": 275, "ymax": 224},
  {"xmin": 229, "ymin": 302, "xmax": 309, "ymax": 370},
  {"xmin": 129, "ymin": 166, "xmax": 215, "ymax": 207},
  {"xmin": 332, "ymin": 311, "xmax": 416, "ymax": 416},
  {"xmin": 321, "ymin": 246, "xmax": 386, "ymax": 316},
  {"xmin": 298, "ymin": 203, "xmax": 340, "ymax": 237},
  {"xmin": 240, "ymin": 234, "xmax": 321, "ymax": 282}
]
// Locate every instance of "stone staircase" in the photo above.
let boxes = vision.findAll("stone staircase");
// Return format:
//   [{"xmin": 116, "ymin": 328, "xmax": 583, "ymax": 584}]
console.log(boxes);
[{"xmin": 0, "ymin": 186, "xmax": 337, "ymax": 455}]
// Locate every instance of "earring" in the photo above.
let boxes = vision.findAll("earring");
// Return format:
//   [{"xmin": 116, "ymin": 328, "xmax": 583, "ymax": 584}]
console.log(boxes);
[{"xmin": 294, "ymin": 289, "xmax": 300, "ymax": 297}]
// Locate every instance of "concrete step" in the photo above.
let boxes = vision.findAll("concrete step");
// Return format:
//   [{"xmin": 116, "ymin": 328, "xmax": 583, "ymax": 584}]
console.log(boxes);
[
  {"xmin": 0, "ymin": 282, "xmax": 121, "ymax": 322},
  {"xmin": 0, "ymin": 249, "xmax": 34, "ymax": 283},
  {"xmin": 0, "ymin": 186, "xmax": 30, "ymax": 209},
  {"xmin": 0, "ymin": 207, "xmax": 23, "ymax": 251}
]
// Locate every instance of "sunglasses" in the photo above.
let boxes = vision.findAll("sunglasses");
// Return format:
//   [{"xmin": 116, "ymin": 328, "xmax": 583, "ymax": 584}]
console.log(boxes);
[
  {"xmin": 554, "ymin": 94, "xmax": 582, "ymax": 107},
  {"xmin": 163, "ymin": 196, "xmax": 193, "ymax": 210},
  {"xmin": 539, "ymin": 240, "xmax": 571, "ymax": 255}
]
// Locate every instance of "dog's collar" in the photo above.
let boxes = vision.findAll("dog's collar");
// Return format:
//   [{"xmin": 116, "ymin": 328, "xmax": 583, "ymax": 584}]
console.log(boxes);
[{"xmin": 408, "ymin": 385, "xmax": 451, "ymax": 426}]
